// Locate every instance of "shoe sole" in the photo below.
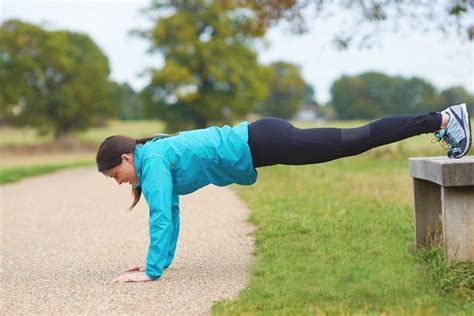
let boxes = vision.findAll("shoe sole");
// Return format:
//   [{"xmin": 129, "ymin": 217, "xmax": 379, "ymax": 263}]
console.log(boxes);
[{"xmin": 456, "ymin": 103, "xmax": 472, "ymax": 158}]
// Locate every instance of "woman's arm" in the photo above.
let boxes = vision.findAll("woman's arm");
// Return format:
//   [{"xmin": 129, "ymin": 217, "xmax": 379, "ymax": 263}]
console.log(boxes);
[
  {"xmin": 123, "ymin": 195, "xmax": 180, "ymax": 274},
  {"xmin": 111, "ymin": 154, "xmax": 175, "ymax": 283},
  {"xmin": 141, "ymin": 154, "xmax": 175, "ymax": 280},
  {"xmin": 164, "ymin": 194, "xmax": 180, "ymax": 269}
]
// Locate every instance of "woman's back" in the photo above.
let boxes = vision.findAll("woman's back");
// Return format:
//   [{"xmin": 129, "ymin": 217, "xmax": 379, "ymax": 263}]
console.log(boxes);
[{"xmin": 134, "ymin": 121, "xmax": 257, "ymax": 195}]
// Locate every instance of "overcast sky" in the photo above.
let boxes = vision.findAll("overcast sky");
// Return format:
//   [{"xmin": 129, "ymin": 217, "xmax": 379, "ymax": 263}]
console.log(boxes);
[{"xmin": 2, "ymin": 0, "xmax": 473, "ymax": 103}]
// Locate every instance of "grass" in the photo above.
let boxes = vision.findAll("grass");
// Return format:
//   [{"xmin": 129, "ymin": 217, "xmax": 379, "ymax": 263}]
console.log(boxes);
[
  {"xmin": 0, "ymin": 160, "xmax": 95, "ymax": 185},
  {"xmin": 418, "ymin": 244, "xmax": 474, "ymax": 301},
  {"xmin": 212, "ymin": 120, "xmax": 473, "ymax": 315}
]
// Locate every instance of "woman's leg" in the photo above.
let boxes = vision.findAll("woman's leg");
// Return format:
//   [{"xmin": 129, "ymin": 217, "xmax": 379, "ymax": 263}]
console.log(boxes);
[{"xmin": 247, "ymin": 112, "xmax": 443, "ymax": 168}]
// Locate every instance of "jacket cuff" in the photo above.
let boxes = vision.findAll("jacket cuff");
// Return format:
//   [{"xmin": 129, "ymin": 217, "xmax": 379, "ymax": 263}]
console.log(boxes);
[{"xmin": 145, "ymin": 270, "xmax": 161, "ymax": 281}]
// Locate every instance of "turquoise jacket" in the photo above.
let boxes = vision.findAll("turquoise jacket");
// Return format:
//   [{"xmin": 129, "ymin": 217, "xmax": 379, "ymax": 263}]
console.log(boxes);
[{"xmin": 133, "ymin": 121, "xmax": 258, "ymax": 280}]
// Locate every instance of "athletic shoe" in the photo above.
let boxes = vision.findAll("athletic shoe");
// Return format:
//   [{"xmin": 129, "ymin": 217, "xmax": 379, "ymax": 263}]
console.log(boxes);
[{"xmin": 434, "ymin": 103, "xmax": 472, "ymax": 159}]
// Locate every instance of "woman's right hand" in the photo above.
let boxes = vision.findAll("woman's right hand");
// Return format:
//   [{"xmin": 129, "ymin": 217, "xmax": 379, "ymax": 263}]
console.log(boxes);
[{"xmin": 126, "ymin": 263, "xmax": 145, "ymax": 272}]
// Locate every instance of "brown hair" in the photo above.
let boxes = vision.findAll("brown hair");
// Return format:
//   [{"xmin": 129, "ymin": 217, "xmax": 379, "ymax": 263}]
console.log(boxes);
[
  {"xmin": 96, "ymin": 132, "xmax": 180, "ymax": 210},
  {"xmin": 96, "ymin": 135, "xmax": 156, "ymax": 211}
]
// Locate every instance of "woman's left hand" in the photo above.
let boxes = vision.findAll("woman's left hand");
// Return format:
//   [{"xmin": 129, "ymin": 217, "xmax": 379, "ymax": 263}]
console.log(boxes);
[{"xmin": 112, "ymin": 271, "xmax": 152, "ymax": 283}]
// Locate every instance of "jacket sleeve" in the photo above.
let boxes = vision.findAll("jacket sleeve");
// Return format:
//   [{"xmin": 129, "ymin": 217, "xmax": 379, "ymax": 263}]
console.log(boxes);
[
  {"xmin": 164, "ymin": 194, "xmax": 180, "ymax": 269},
  {"xmin": 140, "ymin": 154, "xmax": 174, "ymax": 280}
]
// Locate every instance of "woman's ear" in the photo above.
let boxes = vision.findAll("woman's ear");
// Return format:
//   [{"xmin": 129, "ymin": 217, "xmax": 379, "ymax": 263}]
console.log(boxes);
[{"xmin": 122, "ymin": 153, "xmax": 133, "ymax": 164}]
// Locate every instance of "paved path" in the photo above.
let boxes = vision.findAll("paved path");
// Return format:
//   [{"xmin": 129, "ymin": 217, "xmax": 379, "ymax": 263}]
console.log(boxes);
[{"xmin": 1, "ymin": 166, "xmax": 255, "ymax": 314}]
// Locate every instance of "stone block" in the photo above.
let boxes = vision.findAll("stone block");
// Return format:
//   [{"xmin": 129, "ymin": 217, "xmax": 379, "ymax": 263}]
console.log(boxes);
[{"xmin": 409, "ymin": 156, "xmax": 474, "ymax": 262}]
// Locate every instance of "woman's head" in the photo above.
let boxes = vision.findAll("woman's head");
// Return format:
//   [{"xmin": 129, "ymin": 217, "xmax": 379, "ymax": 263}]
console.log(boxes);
[
  {"xmin": 96, "ymin": 133, "xmax": 173, "ymax": 210},
  {"xmin": 96, "ymin": 135, "xmax": 145, "ymax": 210},
  {"xmin": 96, "ymin": 135, "xmax": 138, "ymax": 185}
]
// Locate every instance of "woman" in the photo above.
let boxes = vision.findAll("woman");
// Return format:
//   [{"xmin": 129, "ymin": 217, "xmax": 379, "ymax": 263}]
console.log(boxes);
[{"xmin": 96, "ymin": 103, "xmax": 471, "ymax": 283}]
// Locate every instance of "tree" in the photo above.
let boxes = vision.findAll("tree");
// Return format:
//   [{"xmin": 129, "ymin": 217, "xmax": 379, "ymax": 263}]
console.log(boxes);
[
  {"xmin": 440, "ymin": 86, "xmax": 474, "ymax": 118},
  {"xmin": 0, "ymin": 19, "xmax": 113, "ymax": 138},
  {"xmin": 330, "ymin": 73, "xmax": 389, "ymax": 119},
  {"xmin": 246, "ymin": 0, "xmax": 474, "ymax": 49},
  {"xmin": 303, "ymin": 83, "xmax": 318, "ymax": 107},
  {"xmin": 391, "ymin": 77, "xmax": 445, "ymax": 114},
  {"xmin": 136, "ymin": 0, "xmax": 269, "ymax": 131},
  {"xmin": 108, "ymin": 82, "xmax": 145, "ymax": 120},
  {"xmin": 330, "ymin": 72, "xmax": 443, "ymax": 119},
  {"xmin": 257, "ymin": 61, "xmax": 306, "ymax": 119},
  {"xmin": 441, "ymin": 86, "xmax": 474, "ymax": 106}
]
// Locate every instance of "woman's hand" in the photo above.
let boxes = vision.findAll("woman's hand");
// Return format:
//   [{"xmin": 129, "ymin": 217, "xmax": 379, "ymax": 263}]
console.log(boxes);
[
  {"xmin": 125, "ymin": 263, "xmax": 145, "ymax": 272},
  {"xmin": 112, "ymin": 271, "xmax": 152, "ymax": 283}
]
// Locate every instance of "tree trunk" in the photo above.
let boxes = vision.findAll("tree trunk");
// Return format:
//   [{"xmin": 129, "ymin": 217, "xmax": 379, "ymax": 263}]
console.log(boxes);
[
  {"xmin": 194, "ymin": 116, "xmax": 208, "ymax": 129},
  {"xmin": 54, "ymin": 123, "xmax": 73, "ymax": 142}
]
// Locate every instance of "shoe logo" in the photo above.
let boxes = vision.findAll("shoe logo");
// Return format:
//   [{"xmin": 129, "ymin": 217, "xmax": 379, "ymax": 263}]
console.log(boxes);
[
  {"xmin": 451, "ymin": 108, "xmax": 465, "ymax": 126},
  {"xmin": 451, "ymin": 108, "xmax": 467, "ymax": 138}
]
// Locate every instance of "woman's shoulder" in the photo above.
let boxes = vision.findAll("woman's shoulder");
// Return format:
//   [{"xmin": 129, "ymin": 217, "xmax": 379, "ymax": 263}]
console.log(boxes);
[{"xmin": 136, "ymin": 141, "xmax": 169, "ymax": 161}]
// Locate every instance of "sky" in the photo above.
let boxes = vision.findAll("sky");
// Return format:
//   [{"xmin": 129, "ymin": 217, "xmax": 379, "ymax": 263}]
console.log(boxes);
[{"xmin": 2, "ymin": 0, "xmax": 473, "ymax": 103}]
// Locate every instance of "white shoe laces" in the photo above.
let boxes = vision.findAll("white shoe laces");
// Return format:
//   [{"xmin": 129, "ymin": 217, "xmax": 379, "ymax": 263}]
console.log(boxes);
[{"xmin": 432, "ymin": 113, "xmax": 464, "ymax": 151}]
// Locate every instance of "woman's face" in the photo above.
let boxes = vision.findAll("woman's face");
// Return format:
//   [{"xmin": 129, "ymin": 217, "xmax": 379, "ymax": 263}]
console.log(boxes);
[{"xmin": 103, "ymin": 153, "xmax": 139, "ymax": 186}]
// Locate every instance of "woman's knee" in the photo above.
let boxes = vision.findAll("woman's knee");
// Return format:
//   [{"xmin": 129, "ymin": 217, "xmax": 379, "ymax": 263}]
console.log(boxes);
[{"xmin": 341, "ymin": 125, "xmax": 371, "ymax": 146}]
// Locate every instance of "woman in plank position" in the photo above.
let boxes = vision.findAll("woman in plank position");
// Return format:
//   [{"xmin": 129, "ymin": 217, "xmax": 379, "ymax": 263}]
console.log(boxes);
[{"xmin": 96, "ymin": 103, "xmax": 471, "ymax": 283}]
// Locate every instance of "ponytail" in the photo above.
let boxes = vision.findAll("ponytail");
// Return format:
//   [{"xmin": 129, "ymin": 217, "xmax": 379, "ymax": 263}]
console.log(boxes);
[
  {"xmin": 135, "ymin": 136, "xmax": 156, "ymax": 145},
  {"xmin": 129, "ymin": 185, "xmax": 142, "ymax": 211}
]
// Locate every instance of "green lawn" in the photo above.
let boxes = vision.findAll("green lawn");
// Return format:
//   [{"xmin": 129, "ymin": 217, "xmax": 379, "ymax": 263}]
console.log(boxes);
[{"xmin": 213, "ymin": 126, "xmax": 473, "ymax": 315}]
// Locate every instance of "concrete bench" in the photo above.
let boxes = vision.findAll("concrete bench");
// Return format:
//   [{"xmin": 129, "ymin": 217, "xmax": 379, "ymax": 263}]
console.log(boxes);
[{"xmin": 409, "ymin": 156, "xmax": 474, "ymax": 262}]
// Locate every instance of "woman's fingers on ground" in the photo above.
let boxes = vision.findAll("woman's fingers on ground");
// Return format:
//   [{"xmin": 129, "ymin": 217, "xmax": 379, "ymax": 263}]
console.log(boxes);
[
  {"xmin": 112, "ymin": 273, "xmax": 128, "ymax": 283},
  {"xmin": 125, "ymin": 264, "xmax": 142, "ymax": 271}
]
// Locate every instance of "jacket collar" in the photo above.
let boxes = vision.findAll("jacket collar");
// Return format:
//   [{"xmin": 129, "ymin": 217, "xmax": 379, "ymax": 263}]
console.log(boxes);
[{"xmin": 133, "ymin": 144, "xmax": 144, "ymax": 189}]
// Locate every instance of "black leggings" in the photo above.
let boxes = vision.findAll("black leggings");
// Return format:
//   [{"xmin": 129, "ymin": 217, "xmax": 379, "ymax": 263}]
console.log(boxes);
[{"xmin": 247, "ymin": 112, "xmax": 442, "ymax": 168}]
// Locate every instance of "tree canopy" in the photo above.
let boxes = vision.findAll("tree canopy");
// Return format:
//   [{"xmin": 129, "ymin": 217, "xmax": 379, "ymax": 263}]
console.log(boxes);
[
  {"xmin": 108, "ymin": 82, "xmax": 145, "ymax": 120},
  {"xmin": 257, "ymin": 61, "xmax": 306, "ymax": 119},
  {"xmin": 0, "ymin": 19, "xmax": 113, "ymax": 138},
  {"xmin": 330, "ymin": 72, "xmax": 474, "ymax": 119},
  {"xmin": 137, "ymin": 0, "xmax": 270, "ymax": 131},
  {"xmin": 247, "ymin": 0, "xmax": 474, "ymax": 48}
]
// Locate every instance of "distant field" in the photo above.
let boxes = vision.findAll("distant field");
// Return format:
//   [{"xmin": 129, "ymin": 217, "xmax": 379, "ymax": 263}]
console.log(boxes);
[
  {"xmin": 73, "ymin": 119, "xmax": 165, "ymax": 144},
  {"xmin": 0, "ymin": 119, "xmax": 165, "ymax": 147},
  {"xmin": 0, "ymin": 119, "xmax": 166, "ymax": 170},
  {"xmin": 0, "ymin": 119, "xmax": 165, "ymax": 181},
  {"xmin": 0, "ymin": 152, "xmax": 95, "ymax": 171}
]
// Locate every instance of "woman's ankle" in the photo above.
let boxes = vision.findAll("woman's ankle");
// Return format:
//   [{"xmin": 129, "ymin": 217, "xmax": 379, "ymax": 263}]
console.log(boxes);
[{"xmin": 439, "ymin": 112, "xmax": 449, "ymax": 129}]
